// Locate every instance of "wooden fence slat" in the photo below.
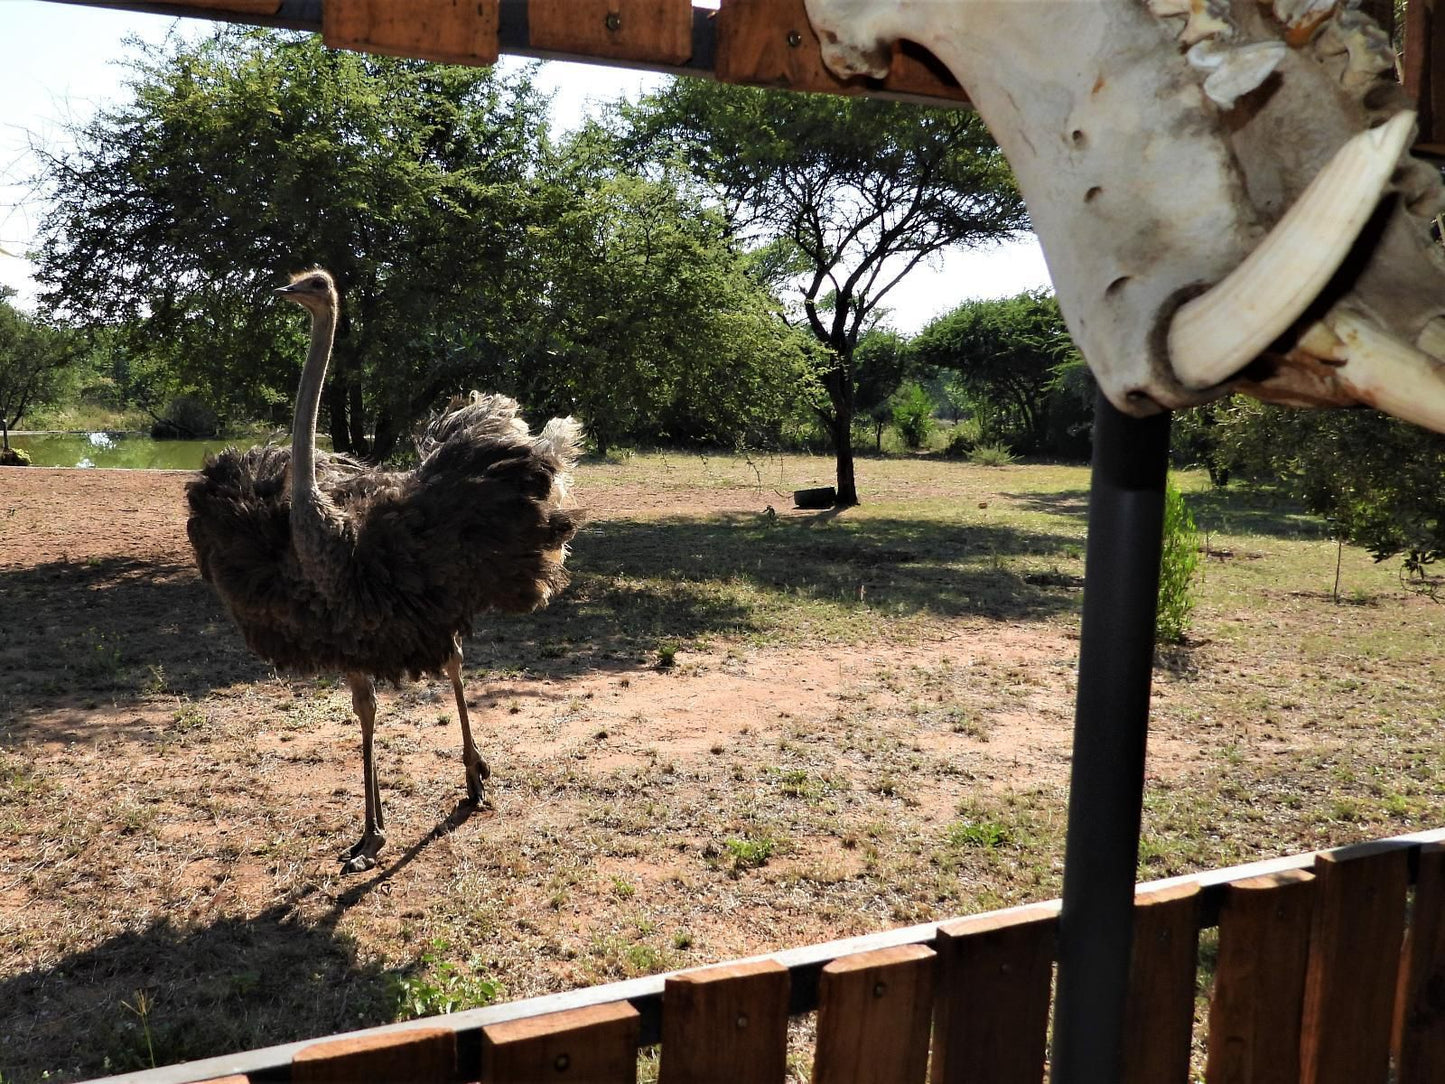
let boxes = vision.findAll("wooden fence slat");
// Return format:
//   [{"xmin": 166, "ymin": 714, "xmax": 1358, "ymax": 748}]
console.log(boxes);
[
  {"xmin": 323, "ymin": 0, "xmax": 500, "ymax": 66},
  {"xmin": 1204, "ymin": 870, "xmax": 1316, "ymax": 1084},
  {"xmin": 528, "ymin": 0, "xmax": 693, "ymax": 65},
  {"xmin": 1396, "ymin": 842, "xmax": 1445, "ymax": 1083},
  {"xmin": 480, "ymin": 999, "xmax": 639, "ymax": 1083},
  {"xmin": 1122, "ymin": 883, "xmax": 1202, "ymax": 1084},
  {"xmin": 291, "ymin": 1026, "xmax": 456, "ymax": 1084},
  {"xmin": 811, "ymin": 944, "xmax": 935, "ymax": 1084},
  {"xmin": 714, "ymin": 0, "xmax": 967, "ymax": 101},
  {"xmin": 1298, "ymin": 846, "xmax": 1410, "ymax": 1084},
  {"xmin": 930, "ymin": 903, "xmax": 1057, "ymax": 1084},
  {"xmin": 659, "ymin": 959, "xmax": 789, "ymax": 1084}
]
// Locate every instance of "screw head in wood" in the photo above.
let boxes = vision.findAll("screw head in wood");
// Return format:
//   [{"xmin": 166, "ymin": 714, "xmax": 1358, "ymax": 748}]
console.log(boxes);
[
  {"xmin": 873, "ymin": 981, "xmax": 888, "ymax": 998},
  {"xmin": 786, "ymin": 30, "xmax": 803, "ymax": 47},
  {"xmin": 555, "ymin": 1052, "xmax": 570, "ymax": 1072},
  {"xmin": 736, "ymin": 1012, "xmax": 749, "ymax": 1028},
  {"xmin": 605, "ymin": 11, "xmax": 622, "ymax": 32}
]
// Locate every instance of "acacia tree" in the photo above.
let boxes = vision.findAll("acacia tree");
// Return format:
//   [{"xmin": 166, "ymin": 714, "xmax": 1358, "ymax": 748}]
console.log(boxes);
[
  {"xmin": 618, "ymin": 80, "xmax": 1027, "ymax": 503},
  {"xmin": 31, "ymin": 29, "xmax": 551, "ymax": 459}
]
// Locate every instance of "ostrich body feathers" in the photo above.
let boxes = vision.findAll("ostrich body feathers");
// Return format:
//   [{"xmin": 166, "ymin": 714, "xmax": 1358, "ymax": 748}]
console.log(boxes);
[{"xmin": 187, "ymin": 392, "xmax": 583, "ymax": 683}]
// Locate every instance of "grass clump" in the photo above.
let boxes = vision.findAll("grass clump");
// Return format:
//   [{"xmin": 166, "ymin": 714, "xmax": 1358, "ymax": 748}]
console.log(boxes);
[{"xmin": 968, "ymin": 442, "xmax": 1017, "ymax": 467}]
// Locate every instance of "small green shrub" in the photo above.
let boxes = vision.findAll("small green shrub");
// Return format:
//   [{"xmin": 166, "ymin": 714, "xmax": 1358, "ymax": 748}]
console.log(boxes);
[
  {"xmin": 392, "ymin": 939, "xmax": 499, "ymax": 1019},
  {"xmin": 968, "ymin": 443, "xmax": 1017, "ymax": 467},
  {"xmin": 1156, "ymin": 477, "xmax": 1202, "ymax": 645},
  {"xmin": 724, "ymin": 835, "xmax": 775, "ymax": 871},
  {"xmin": 890, "ymin": 383, "xmax": 937, "ymax": 449}
]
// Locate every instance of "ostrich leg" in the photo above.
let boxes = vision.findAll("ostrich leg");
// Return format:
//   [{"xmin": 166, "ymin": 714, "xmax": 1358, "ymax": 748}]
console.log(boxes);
[
  {"xmin": 445, "ymin": 642, "xmax": 490, "ymax": 805},
  {"xmin": 341, "ymin": 672, "xmax": 386, "ymax": 872}
]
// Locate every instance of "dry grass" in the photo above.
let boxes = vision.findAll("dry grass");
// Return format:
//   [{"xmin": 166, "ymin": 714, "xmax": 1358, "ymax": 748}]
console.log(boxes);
[{"xmin": 1, "ymin": 453, "xmax": 1441, "ymax": 1081}]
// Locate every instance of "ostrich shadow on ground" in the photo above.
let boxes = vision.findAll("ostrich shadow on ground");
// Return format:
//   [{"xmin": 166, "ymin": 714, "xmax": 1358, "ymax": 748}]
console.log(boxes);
[
  {"xmin": 2, "ymin": 511, "xmax": 1083, "ymax": 738},
  {"xmin": 0, "ymin": 816, "xmax": 469, "ymax": 1084}
]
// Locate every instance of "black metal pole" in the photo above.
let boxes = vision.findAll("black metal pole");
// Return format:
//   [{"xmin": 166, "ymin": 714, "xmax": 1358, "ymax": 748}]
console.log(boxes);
[{"xmin": 1049, "ymin": 392, "xmax": 1171, "ymax": 1084}]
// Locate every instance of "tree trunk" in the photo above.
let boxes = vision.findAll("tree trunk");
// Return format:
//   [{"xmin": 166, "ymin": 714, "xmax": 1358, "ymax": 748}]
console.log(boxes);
[
  {"xmin": 831, "ymin": 410, "xmax": 858, "ymax": 505},
  {"xmin": 2, "ymin": 414, "xmax": 9, "ymax": 453},
  {"xmin": 371, "ymin": 406, "xmax": 399, "ymax": 463},
  {"xmin": 347, "ymin": 377, "xmax": 369, "ymax": 456},
  {"xmin": 324, "ymin": 376, "xmax": 351, "ymax": 453}
]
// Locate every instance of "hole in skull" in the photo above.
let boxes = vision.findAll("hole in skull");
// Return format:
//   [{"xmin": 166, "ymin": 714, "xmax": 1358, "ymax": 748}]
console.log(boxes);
[
  {"xmin": 1084, "ymin": 186, "xmax": 1103, "ymax": 203},
  {"xmin": 1105, "ymin": 275, "xmax": 1131, "ymax": 299},
  {"xmin": 1070, "ymin": 129, "xmax": 1087, "ymax": 148}
]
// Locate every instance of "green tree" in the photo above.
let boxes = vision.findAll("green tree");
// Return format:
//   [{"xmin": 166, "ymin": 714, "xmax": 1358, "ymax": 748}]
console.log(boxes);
[
  {"xmin": 1198, "ymin": 400, "xmax": 1445, "ymax": 585},
  {"xmin": 0, "ymin": 289, "xmax": 78, "ymax": 453},
  {"xmin": 32, "ymin": 29, "xmax": 552, "ymax": 459},
  {"xmin": 911, "ymin": 290, "xmax": 1089, "ymax": 455},
  {"xmin": 853, "ymin": 329, "xmax": 910, "ymax": 452},
  {"xmin": 617, "ymin": 80, "xmax": 1026, "ymax": 504},
  {"xmin": 519, "ymin": 144, "xmax": 814, "ymax": 454}
]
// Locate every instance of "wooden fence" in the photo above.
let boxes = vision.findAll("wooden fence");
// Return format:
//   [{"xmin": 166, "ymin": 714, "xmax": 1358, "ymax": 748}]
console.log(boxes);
[{"xmin": 95, "ymin": 827, "xmax": 1445, "ymax": 1084}]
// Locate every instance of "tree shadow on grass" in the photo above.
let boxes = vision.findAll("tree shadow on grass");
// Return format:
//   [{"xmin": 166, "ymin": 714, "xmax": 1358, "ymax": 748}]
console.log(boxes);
[
  {"xmin": 2, "ymin": 510, "xmax": 1084, "ymax": 729},
  {"xmin": 1004, "ymin": 484, "xmax": 1331, "ymax": 541}
]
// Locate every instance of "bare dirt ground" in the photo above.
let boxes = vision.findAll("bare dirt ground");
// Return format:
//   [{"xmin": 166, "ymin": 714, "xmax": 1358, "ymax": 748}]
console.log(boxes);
[{"xmin": 1, "ymin": 463, "xmax": 1438, "ymax": 1080}]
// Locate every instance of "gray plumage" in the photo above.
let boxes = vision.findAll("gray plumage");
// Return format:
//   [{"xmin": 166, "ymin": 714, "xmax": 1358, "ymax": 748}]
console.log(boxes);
[{"xmin": 186, "ymin": 270, "xmax": 582, "ymax": 871}]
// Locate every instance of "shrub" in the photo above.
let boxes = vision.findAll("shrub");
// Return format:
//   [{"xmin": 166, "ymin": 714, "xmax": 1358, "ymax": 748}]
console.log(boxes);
[
  {"xmin": 968, "ymin": 442, "xmax": 1016, "ymax": 467},
  {"xmin": 890, "ymin": 383, "xmax": 937, "ymax": 449},
  {"xmin": 1156, "ymin": 477, "xmax": 1202, "ymax": 644}
]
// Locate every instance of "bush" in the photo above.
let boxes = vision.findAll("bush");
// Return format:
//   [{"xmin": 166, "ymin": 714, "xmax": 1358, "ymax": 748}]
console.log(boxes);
[
  {"xmin": 890, "ymin": 383, "xmax": 937, "ymax": 449},
  {"xmin": 968, "ymin": 442, "xmax": 1016, "ymax": 467},
  {"xmin": 1156, "ymin": 477, "xmax": 1201, "ymax": 644}
]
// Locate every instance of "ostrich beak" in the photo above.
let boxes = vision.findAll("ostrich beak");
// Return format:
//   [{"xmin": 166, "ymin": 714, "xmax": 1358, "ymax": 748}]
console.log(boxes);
[{"xmin": 274, "ymin": 283, "xmax": 299, "ymax": 297}]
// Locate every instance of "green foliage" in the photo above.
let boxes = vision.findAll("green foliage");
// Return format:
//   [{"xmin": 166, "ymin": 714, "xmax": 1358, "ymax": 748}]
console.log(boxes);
[
  {"xmin": 0, "ymin": 288, "xmax": 80, "ymax": 446},
  {"xmin": 1194, "ymin": 399, "xmax": 1445, "ymax": 586},
  {"xmin": 392, "ymin": 939, "xmax": 499, "ymax": 1020},
  {"xmin": 1157, "ymin": 477, "xmax": 1202, "ymax": 645},
  {"xmin": 968, "ymin": 442, "xmax": 1017, "ymax": 467},
  {"xmin": 890, "ymin": 382, "xmax": 937, "ymax": 449},
  {"xmin": 913, "ymin": 290, "xmax": 1092, "ymax": 456},
  {"xmin": 855, "ymin": 329, "xmax": 911, "ymax": 451},
  {"xmin": 724, "ymin": 834, "xmax": 775, "ymax": 872}
]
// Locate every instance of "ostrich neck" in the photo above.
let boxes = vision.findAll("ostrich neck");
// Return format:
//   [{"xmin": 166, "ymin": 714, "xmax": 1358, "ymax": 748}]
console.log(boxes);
[
  {"xmin": 290, "ymin": 302, "xmax": 336, "ymax": 512},
  {"xmin": 289, "ymin": 301, "xmax": 345, "ymax": 590}
]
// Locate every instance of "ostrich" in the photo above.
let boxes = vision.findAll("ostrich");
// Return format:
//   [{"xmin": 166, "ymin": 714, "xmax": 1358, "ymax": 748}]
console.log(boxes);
[{"xmin": 186, "ymin": 269, "xmax": 582, "ymax": 872}]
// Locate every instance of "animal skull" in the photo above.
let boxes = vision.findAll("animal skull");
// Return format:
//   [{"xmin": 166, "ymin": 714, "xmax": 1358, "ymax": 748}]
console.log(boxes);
[{"xmin": 804, "ymin": 0, "xmax": 1445, "ymax": 432}]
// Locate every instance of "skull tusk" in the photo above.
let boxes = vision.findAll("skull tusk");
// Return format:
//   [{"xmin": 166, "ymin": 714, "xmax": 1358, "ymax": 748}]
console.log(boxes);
[
  {"xmin": 1326, "ymin": 311, "xmax": 1445, "ymax": 433},
  {"xmin": 1168, "ymin": 110, "xmax": 1416, "ymax": 390}
]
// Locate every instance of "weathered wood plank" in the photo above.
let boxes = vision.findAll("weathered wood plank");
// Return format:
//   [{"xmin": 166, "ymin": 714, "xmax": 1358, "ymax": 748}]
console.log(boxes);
[
  {"xmin": 1122, "ymin": 883, "xmax": 1201, "ymax": 1084},
  {"xmin": 323, "ymin": 0, "xmax": 499, "ymax": 66},
  {"xmin": 528, "ymin": 0, "xmax": 692, "ymax": 64},
  {"xmin": 1203, "ymin": 870, "xmax": 1315, "ymax": 1084},
  {"xmin": 930, "ymin": 903, "xmax": 1056, "ymax": 1084},
  {"xmin": 137, "ymin": 0, "xmax": 280, "ymax": 12},
  {"xmin": 291, "ymin": 1026, "xmax": 456, "ymax": 1084},
  {"xmin": 658, "ymin": 959, "xmax": 789, "ymax": 1084},
  {"xmin": 1298, "ymin": 846, "xmax": 1410, "ymax": 1084},
  {"xmin": 714, "ymin": 0, "xmax": 967, "ymax": 101},
  {"xmin": 812, "ymin": 944, "xmax": 935, "ymax": 1084},
  {"xmin": 1396, "ymin": 842, "xmax": 1445, "ymax": 1083},
  {"xmin": 479, "ymin": 999, "xmax": 639, "ymax": 1083}
]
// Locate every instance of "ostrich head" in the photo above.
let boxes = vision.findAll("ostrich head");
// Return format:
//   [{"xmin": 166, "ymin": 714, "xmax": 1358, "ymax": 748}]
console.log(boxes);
[{"xmin": 276, "ymin": 269, "xmax": 338, "ymax": 315}]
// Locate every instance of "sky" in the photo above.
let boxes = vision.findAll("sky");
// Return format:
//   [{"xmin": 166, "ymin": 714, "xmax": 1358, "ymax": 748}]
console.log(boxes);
[{"xmin": 0, "ymin": 0, "xmax": 1052, "ymax": 334}]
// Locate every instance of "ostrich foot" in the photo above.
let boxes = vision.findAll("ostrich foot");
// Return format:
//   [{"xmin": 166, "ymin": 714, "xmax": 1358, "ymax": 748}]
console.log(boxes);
[
  {"xmin": 465, "ymin": 757, "xmax": 491, "ymax": 806},
  {"xmin": 339, "ymin": 830, "xmax": 385, "ymax": 873}
]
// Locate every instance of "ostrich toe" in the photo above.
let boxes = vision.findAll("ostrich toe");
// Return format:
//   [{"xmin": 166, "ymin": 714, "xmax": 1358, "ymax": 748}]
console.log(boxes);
[
  {"xmin": 339, "ymin": 830, "xmax": 385, "ymax": 873},
  {"xmin": 465, "ymin": 756, "xmax": 491, "ymax": 805}
]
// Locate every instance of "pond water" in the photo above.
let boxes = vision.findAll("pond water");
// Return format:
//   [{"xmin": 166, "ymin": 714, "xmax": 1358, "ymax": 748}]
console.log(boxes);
[{"xmin": 8, "ymin": 432, "xmax": 298, "ymax": 470}]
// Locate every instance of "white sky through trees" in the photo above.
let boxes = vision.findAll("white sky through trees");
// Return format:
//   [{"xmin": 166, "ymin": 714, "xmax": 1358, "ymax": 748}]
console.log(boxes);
[{"xmin": 0, "ymin": 0, "xmax": 1052, "ymax": 331}]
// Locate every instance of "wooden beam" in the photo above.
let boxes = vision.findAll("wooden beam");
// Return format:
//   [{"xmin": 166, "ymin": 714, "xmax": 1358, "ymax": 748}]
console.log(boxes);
[
  {"xmin": 480, "ymin": 1000, "xmax": 640, "ymax": 1083},
  {"xmin": 292, "ymin": 1027, "xmax": 456, "ymax": 1083},
  {"xmin": 1122, "ymin": 883, "xmax": 1201, "ymax": 1084},
  {"xmin": 1395, "ymin": 842, "xmax": 1445, "ymax": 1083},
  {"xmin": 658, "ymin": 959, "xmax": 790, "ymax": 1084},
  {"xmin": 323, "ymin": 0, "xmax": 500, "ymax": 66},
  {"xmin": 528, "ymin": 0, "xmax": 692, "ymax": 65}
]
